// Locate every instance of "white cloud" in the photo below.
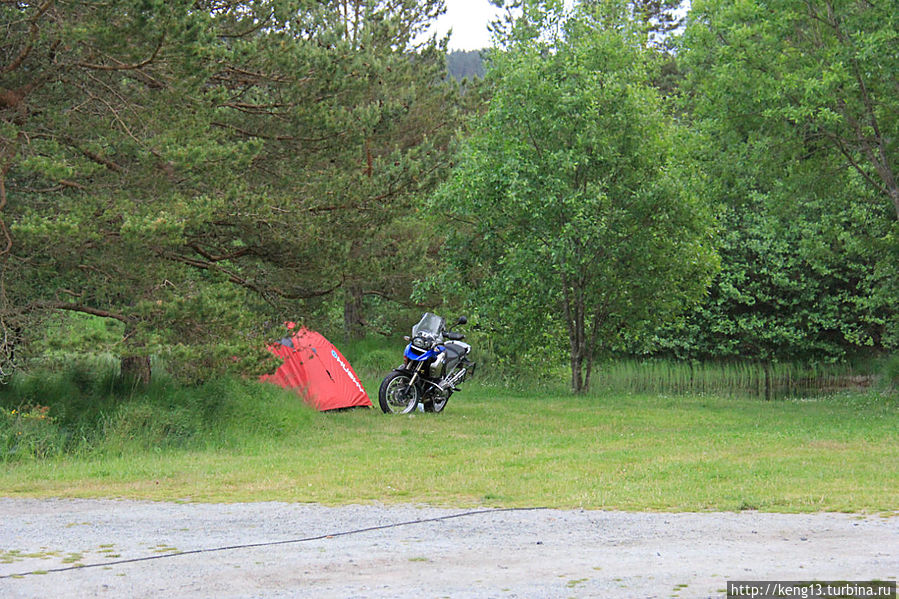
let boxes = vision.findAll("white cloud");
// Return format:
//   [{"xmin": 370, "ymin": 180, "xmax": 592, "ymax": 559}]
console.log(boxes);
[{"xmin": 434, "ymin": 0, "xmax": 504, "ymax": 51}]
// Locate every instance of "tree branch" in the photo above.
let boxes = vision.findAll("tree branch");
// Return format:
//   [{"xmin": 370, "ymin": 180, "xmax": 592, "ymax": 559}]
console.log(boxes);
[
  {"xmin": 210, "ymin": 121, "xmax": 344, "ymax": 143},
  {"xmin": 76, "ymin": 144, "xmax": 124, "ymax": 172},
  {"xmin": 75, "ymin": 33, "xmax": 166, "ymax": 71},
  {"xmin": 35, "ymin": 301, "xmax": 132, "ymax": 323},
  {"xmin": 822, "ymin": 129, "xmax": 889, "ymax": 198},
  {"xmin": 188, "ymin": 242, "xmax": 251, "ymax": 262},
  {"xmin": 270, "ymin": 277, "xmax": 345, "ymax": 300},
  {"xmin": 1, "ymin": 0, "xmax": 53, "ymax": 75},
  {"xmin": 0, "ymin": 134, "xmax": 18, "ymax": 257},
  {"xmin": 164, "ymin": 251, "xmax": 268, "ymax": 298},
  {"xmin": 163, "ymin": 250, "xmax": 340, "ymax": 304}
]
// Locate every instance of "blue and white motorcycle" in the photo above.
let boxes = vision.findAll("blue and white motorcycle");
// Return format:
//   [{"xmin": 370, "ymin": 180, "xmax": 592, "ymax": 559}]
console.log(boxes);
[{"xmin": 378, "ymin": 312, "xmax": 473, "ymax": 414}]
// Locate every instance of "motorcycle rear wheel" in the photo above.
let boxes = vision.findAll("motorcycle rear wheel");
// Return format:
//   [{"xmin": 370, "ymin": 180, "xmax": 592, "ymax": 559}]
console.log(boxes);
[
  {"xmin": 378, "ymin": 371, "xmax": 420, "ymax": 414},
  {"xmin": 423, "ymin": 390, "xmax": 451, "ymax": 413}
]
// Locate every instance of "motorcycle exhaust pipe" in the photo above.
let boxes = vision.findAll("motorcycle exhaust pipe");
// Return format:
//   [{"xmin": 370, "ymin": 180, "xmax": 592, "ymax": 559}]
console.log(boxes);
[{"xmin": 439, "ymin": 367, "xmax": 467, "ymax": 391}]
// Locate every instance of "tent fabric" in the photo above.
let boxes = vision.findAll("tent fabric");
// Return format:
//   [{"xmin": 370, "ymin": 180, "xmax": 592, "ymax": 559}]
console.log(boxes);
[{"xmin": 261, "ymin": 328, "xmax": 372, "ymax": 411}]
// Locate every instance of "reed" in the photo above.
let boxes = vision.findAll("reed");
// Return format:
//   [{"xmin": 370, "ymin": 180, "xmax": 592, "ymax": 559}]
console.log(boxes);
[
  {"xmin": 595, "ymin": 359, "xmax": 871, "ymax": 400},
  {"xmin": 343, "ymin": 336, "xmax": 878, "ymax": 399}
]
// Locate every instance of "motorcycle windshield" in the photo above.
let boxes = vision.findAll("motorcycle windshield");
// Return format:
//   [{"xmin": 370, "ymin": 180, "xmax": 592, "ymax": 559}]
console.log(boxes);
[{"xmin": 412, "ymin": 312, "xmax": 445, "ymax": 337}]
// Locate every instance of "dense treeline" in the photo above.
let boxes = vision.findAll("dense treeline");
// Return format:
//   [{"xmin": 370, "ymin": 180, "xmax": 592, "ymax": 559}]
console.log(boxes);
[
  {"xmin": 447, "ymin": 50, "xmax": 485, "ymax": 80},
  {"xmin": 1, "ymin": 0, "xmax": 896, "ymax": 392},
  {"xmin": 646, "ymin": 0, "xmax": 899, "ymax": 366}
]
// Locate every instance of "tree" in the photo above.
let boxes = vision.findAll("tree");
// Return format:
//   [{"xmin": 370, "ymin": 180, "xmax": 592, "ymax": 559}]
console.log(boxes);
[
  {"xmin": 1, "ymin": 0, "xmax": 462, "ymax": 379},
  {"xmin": 681, "ymin": 0, "xmax": 899, "ymax": 220},
  {"xmin": 640, "ymin": 184, "xmax": 896, "ymax": 363},
  {"xmin": 439, "ymin": 1, "xmax": 718, "ymax": 392},
  {"xmin": 1, "ymin": 0, "xmax": 265, "ymax": 381},
  {"xmin": 201, "ymin": 0, "xmax": 463, "ymax": 340},
  {"xmin": 660, "ymin": 0, "xmax": 899, "ymax": 360},
  {"xmin": 447, "ymin": 50, "xmax": 486, "ymax": 80}
]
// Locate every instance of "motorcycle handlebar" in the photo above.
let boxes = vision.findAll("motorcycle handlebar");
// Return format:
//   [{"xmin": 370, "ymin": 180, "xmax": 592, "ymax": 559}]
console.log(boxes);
[{"xmin": 444, "ymin": 331, "xmax": 465, "ymax": 341}]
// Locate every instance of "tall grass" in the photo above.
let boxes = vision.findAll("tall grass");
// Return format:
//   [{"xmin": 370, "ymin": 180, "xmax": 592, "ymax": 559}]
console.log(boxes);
[
  {"xmin": 0, "ymin": 362, "xmax": 317, "ymax": 461},
  {"xmin": 339, "ymin": 335, "xmax": 405, "ymax": 378},
  {"xmin": 1, "ymin": 346, "xmax": 897, "ymax": 511},
  {"xmin": 591, "ymin": 359, "xmax": 871, "ymax": 399},
  {"xmin": 341, "ymin": 335, "xmax": 880, "ymax": 399},
  {"xmin": 883, "ymin": 353, "xmax": 899, "ymax": 392},
  {"xmin": 1, "ymin": 338, "xmax": 889, "ymax": 466}
]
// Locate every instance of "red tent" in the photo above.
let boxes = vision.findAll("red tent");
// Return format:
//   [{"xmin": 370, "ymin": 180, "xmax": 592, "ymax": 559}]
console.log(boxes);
[{"xmin": 261, "ymin": 327, "xmax": 372, "ymax": 411}]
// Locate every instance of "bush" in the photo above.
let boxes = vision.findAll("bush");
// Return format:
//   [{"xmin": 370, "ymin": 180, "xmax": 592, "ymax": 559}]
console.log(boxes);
[
  {"xmin": 338, "ymin": 336, "xmax": 402, "ymax": 378},
  {"xmin": 883, "ymin": 354, "xmax": 899, "ymax": 392}
]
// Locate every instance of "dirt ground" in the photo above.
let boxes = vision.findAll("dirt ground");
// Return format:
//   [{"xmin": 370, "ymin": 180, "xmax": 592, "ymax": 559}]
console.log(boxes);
[{"xmin": 1, "ymin": 499, "xmax": 896, "ymax": 598}]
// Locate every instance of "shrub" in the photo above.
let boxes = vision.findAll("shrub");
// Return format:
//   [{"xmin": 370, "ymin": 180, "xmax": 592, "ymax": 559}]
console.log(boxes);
[{"xmin": 883, "ymin": 354, "xmax": 899, "ymax": 392}]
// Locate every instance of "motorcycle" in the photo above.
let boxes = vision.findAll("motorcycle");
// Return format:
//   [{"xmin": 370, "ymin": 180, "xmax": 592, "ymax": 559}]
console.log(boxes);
[{"xmin": 378, "ymin": 312, "xmax": 474, "ymax": 414}]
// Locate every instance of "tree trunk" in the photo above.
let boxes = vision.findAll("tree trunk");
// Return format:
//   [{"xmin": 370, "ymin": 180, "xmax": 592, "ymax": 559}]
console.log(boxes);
[
  {"xmin": 562, "ymin": 273, "xmax": 587, "ymax": 394},
  {"xmin": 343, "ymin": 284, "xmax": 365, "ymax": 340},
  {"xmin": 582, "ymin": 305, "xmax": 606, "ymax": 394},
  {"xmin": 120, "ymin": 355, "xmax": 151, "ymax": 385},
  {"xmin": 343, "ymin": 236, "xmax": 366, "ymax": 340},
  {"xmin": 121, "ymin": 324, "xmax": 151, "ymax": 384},
  {"xmin": 570, "ymin": 350, "xmax": 584, "ymax": 394},
  {"xmin": 0, "ymin": 322, "xmax": 20, "ymax": 378},
  {"xmin": 890, "ymin": 186, "xmax": 899, "ymax": 222},
  {"xmin": 583, "ymin": 354, "xmax": 594, "ymax": 392}
]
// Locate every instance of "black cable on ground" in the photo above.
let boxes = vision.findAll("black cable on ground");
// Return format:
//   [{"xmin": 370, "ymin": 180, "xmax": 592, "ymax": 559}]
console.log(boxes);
[{"xmin": 0, "ymin": 506, "xmax": 548, "ymax": 580}]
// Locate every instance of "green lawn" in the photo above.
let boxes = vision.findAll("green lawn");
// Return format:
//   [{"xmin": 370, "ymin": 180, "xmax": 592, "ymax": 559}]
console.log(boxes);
[{"xmin": 2, "ymin": 388, "xmax": 897, "ymax": 513}]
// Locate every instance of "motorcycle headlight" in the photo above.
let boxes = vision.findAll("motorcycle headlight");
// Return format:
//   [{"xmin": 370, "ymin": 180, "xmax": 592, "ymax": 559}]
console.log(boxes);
[{"xmin": 412, "ymin": 335, "xmax": 433, "ymax": 350}]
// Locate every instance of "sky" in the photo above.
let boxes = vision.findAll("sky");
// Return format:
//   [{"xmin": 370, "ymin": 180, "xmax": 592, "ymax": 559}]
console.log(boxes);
[
  {"xmin": 433, "ymin": 0, "xmax": 505, "ymax": 51},
  {"xmin": 432, "ymin": 0, "xmax": 690, "ymax": 51}
]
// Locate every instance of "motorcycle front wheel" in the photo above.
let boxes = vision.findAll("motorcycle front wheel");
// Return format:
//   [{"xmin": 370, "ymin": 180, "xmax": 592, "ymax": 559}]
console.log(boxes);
[{"xmin": 378, "ymin": 371, "xmax": 420, "ymax": 414}]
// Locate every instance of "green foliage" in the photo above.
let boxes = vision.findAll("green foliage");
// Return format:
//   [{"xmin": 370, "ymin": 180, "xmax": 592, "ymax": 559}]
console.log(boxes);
[
  {"xmin": 198, "ymin": 0, "xmax": 464, "ymax": 339},
  {"xmin": 0, "ymin": 364, "xmax": 318, "ymax": 460},
  {"xmin": 438, "ymin": 1, "xmax": 718, "ymax": 392},
  {"xmin": 2, "ymin": 0, "xmax": 896, "ymax": 386},
  {"xmin": 29, "ymin": 313, "xmax": 124, "ymax": 365},
  {"xmin": 883, "ymin": 354, "xmax": 899, "ymax": 392},
  {"xmin": 658, "ymin": 0, "xmax": 899, "ymax": 362},
  {"xmin": 0, "ymin": 405, "xmax": 66, "ymax": 461},
  {"xmin": 640, "ymin": 188, "xmax": 896, "ymax": 362},
  {"xmin": 2, "ymin": 0, "xmax": 269, "ymax": 378},
  {"xmin": 338, "ymin": 335, "xmax": 405, "ymax": 378},
  {"xmin": 682, "ymin": 0, "xmax": 899, "ymax": 219},
  {"xmin": 1, "ymin": 0, "xmax": 463, "ymax": 379}
]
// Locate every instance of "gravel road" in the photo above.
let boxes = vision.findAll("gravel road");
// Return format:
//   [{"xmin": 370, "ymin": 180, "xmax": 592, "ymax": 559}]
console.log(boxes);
[{"xmin": 0, "ymin": 498, "xmax": 895, "ymax": 598}]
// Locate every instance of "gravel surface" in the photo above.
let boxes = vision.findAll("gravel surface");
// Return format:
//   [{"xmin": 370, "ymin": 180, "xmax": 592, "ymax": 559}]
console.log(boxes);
[{"xmin": 0, "ymin": 498, "xmax": 896, "ymax": 598}]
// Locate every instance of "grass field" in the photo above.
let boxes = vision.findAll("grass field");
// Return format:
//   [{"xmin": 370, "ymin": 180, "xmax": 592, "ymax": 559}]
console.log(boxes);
[{"xmin": 2, "ymin": 376, "xmax": 897, "ymax": 513}]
